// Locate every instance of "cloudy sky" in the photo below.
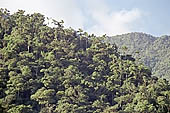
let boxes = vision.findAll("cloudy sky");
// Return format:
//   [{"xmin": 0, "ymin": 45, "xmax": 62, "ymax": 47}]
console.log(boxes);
[{"xmin": 0, "ymin": 0, "xmax": 170, "ymax": 36}]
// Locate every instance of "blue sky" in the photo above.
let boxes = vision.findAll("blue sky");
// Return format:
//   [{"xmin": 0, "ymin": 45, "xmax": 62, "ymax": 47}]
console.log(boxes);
[{"xmin": 0, "ymin": 0, "xmax": 170, "ymax": 36}]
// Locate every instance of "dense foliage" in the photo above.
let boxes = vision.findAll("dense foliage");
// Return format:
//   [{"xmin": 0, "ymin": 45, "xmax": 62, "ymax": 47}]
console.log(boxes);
[
  {"xmin": 0, "ymin": 9, "xmax": 170, "ymax": 113},
  {"xmin": 107, "ymin": 33, "xmax": 170, "ymax": 81}
]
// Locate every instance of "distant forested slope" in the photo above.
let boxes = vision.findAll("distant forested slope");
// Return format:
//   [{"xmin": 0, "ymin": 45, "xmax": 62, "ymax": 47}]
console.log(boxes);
[
  {"xmin": 107, "ymin": 33, "xmax": 170, "ymax": 80},
  {"xmin": 0, "ymin": 9, "xmax": 170, "ymax": 113}
]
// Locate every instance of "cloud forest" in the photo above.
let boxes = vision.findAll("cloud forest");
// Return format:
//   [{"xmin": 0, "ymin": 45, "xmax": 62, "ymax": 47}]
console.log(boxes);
[{"xmin": 0, "ymin": 9, "xmax": 170, "ymax": 113}]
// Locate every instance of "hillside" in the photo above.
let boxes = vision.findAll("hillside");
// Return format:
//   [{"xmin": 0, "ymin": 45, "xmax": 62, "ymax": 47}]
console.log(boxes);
[
  {"xmin": 107, "ymin": 33, "xmax": 170, "ymax": 80},
  {"xmin": 0, "ymin": 9, "xmax": 170, "ymax": 113}
]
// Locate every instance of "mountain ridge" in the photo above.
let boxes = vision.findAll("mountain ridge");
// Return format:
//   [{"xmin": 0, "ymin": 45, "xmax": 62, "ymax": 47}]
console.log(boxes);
[
  {"xmin": 111, "ymin": 32, "xmax": 170, "ymax": 38},
  {"xmin": 107, "ymin": 32, "xmax": 170, "ymax": 80}
]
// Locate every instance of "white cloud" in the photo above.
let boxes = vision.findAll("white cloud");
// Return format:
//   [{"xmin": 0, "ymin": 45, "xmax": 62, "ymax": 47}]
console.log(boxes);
[
  {"xmin": 84, "ymin": 0, "xmax": 142, "ymax": 36},
  {"xmin": 87, "ymin": 8, "xmax": 141, "ymax": 36},
  {"xmin": 43, "ymin": 0, "xmax": 86, "ymax": 29},
  {"xmin": 0, "ymin": 0, "xmax": 142, "ymax": 36},
  {"xmin": 0, "ymin": 0, "xmax": 86, "ymax": 29}
]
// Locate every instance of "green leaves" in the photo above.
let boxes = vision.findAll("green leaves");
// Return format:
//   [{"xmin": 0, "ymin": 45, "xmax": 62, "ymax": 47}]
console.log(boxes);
[
  {"xmin": 7, "ymin": 105, "xmax": 34, "ymax": 113},
  {"xmin": 31, "ymin": 87, "xmax": 56, "ymax": 105}
]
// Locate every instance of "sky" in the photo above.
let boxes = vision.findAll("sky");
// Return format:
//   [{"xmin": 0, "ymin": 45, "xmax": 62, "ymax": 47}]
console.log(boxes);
[{"xmin": 0, "ymin": 0, "xmax": 170, "ymax": 36}]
